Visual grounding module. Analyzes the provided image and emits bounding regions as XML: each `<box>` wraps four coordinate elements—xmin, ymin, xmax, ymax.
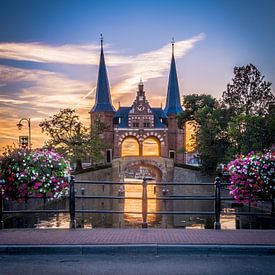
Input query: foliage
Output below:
<box><xmin>227</xmin><ymin>150</ymin><xmax>275</xmax><ymax>203</ymax></box>
<box><xmin>39</xmin><ymin>108</ymin><xmax>107</xmax><ymax>171</ymax></box>
<box><xmin>178</xmin><ymin>94</ymin><xmax>230</xmax><ymax>174</ymax></box>
<box><xmin>179</xmin><ymin>65</ymin><xmax>274</xmax><ymax>175</ymax></box>
<box><xmin>227</xmin><ymin>114</ymin><xmax>275</xmax><ymax>156</ymax></box>
<box><xmin>0</xmin><ymin>148</ymin><xmax>70</xmax><ymax>201</ymax></box>
<box><xmin>178</xmin><ymin>94</ymin><xmax>216</xmax><ymax>128</ymax></box>
<box><xmin>222</xmin><ymin>64</ymin><xmax>274</xmax><ymax>116</ymax></box>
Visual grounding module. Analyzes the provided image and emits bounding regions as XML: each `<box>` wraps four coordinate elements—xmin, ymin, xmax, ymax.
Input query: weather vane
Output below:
<box><xmin>100</xmin><ymin>33</ymin><xmax>103</xmax><ymax>48</ymax></box>
<box><xmin>171</xmin><ymin>37</ymin><xmax>175</xmax><ymax>55</ymax></box>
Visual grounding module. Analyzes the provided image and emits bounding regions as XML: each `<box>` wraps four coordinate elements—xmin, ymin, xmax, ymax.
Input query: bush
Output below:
<box><xmin>227</xmin><ymin>150</ymin><xmax>275</xmax><ymax>203</ymax></box>
<box><xmin>0</xmin><ymin>148</ymin><xmax>70</xmax><ymax>201</ymax></box>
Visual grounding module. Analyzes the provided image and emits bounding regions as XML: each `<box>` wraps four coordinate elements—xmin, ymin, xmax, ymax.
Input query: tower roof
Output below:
<box><xmin>164</xmin><ymin>39</ymin><xmax>184</xmax><ymax>116</ymax></box>
<box><xmin>91</xmin><ymin>35</ymin><xmax>115</xmax><ymax>113</ymax></box>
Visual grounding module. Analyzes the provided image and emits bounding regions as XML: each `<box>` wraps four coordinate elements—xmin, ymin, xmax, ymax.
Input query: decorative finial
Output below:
<box><xmin>100</xmin><ymin>33</ymin><xmax>103</xmax><ymax>50</ymax></box>
<box><xmin>139</xmin><ymin>78</ymin><xmax>143</xmax><ymax>85</ymax></box>
<box><xmin>171</xmin><ymin>37</ymin><xmax>175</xmax><ymax>55</ymax></box>
<box><xmin>118</xmin><ymin>101</ymin><xmax>120</xmax><ymax>108</ymax></box>
<box><xmin>161</xmin><ymin>102</ymin><xmax>163</xmax><ymax>108</ymax></box>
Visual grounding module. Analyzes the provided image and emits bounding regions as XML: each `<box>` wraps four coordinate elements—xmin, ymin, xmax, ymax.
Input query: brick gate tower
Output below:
<box><xmin>90</xmin><ymin>37</ymin><xmax>185</xmax><ymax>164</ymax></box>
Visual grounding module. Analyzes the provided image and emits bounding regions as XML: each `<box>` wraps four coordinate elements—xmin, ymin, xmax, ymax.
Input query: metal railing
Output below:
<box><xmin>0</xmin><ymin>177</ymin><xmax>274</xmax><ymax>229</ymax></box>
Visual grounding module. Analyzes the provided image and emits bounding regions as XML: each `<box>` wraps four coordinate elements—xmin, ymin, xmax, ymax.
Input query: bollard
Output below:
<box><xmin>162</xmin><ymin>186</ymin><xmax>169</xmax><ymax>211</ymax></box>
<box><xmin>118</xmin><ymin>185</ymin><xmax>125</xmax><ymax>204</ymax></box>
<box><xmin>214</xmin><ymin>177</ymin><xmax>221</xmax><ymax>230</ymax></box>
<box><xmin>162</xmin><ymin>186</ymin><xmax>169</xmax><ymax>228</ymax></box>
<box><xmin>142</xmin><ymin>178</ymin><xmax>148</xmax><ymax>228</ymax></box>
<box><xmin>69</xmin><ymin>176</ymin><xmax>76</xmax><ymax>229</ymax></box>
<box><xmin>0</xmin><ymin>186</ymin><xmax>3</xmax><ymax>229</ymax></box>
<box><xmin>272</xmin><ymin>179</ymin><xmax>275</xmax><ymax>216</ymax></box>
<box><xmin>81</xmin><ymin>187</ymin><xmax>85</xmax><ymax>227</ymax></box>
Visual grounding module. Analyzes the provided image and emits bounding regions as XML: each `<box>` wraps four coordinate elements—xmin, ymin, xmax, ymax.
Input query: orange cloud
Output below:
<box><xmin>0</xmin><ymin>34</ymin><xmax>205</xmax><ymax>153</ymax></box>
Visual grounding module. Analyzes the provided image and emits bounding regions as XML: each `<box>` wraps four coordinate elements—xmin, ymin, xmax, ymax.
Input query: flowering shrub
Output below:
<box><xmin>227</xmin><ymin>150</ymin><xmax>275</xmax><ymax>203</ymax></box>
<box><xmin>0</xmin><ymin>148</ymin><xmax>70</xmax><ymax>201</ymax></box>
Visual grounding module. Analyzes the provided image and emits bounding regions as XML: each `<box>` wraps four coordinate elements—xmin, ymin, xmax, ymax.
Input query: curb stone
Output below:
<box><xmin>0</xmin><ymin>244</ymin><xmax>275</xmax><ymax>255</ymax></box>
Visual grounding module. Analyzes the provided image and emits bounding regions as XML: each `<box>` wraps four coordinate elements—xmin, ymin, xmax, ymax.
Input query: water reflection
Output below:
<box><xmin>36</xmin><ymin>213</ymin><xmax>70</xmax><ymax>229</ymax></box>
<box><xmin>221</xmin><ymin>208</ymin><xmax>236</xmax><ymax>230</ymax></box>
<box><xmin>124</xmin><ymin>178</ymin><xmax>157</xmax><ymax>225</ymax></box>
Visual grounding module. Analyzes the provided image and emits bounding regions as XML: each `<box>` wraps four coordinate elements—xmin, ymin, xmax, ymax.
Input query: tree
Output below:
<box><xmin>222</xmin><ymin>64</ymin><xmax>274</xmax><ymax>116</ymax></box>
<box><xmin>178</xmin><ymin>94</ymin><xmax>230</xmax><ymax>174</ymax></box>
<box><xmin>227</xmin><ymin>114</ymin><xmax>275</xmax><ymax>156</ymax></box>
<box><xmin>39</xmin><ymin>109</ymin><xmax>106</xmax><ymax>171</ymax></box>
<box><xmin>178</xmin><ymin>94</ymin><xmax>216</xmax><ymax>128</ymax></box>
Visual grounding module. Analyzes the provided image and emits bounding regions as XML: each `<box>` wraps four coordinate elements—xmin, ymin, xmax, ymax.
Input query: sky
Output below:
<box><xmin>0</xmin><ymin>0</ymin><xmax>274</xmax><ymax>152</ymax></box>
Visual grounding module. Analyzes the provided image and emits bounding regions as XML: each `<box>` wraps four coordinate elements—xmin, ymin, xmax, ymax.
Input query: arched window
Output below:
<box><xmin>121</xmin><ymin>137</ymin><xmax>140</xmax><ymax>157</ymax></box>
<box><xmin>142</xmin><ymin>137</ymin><xmax>160</xmax><ymax>156</ymax></box>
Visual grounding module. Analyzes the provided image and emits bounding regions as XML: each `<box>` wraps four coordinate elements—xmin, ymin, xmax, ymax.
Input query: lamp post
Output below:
<box><xmin>17</xmin><ymin>118</ymin><xmax>31</xmax><ymax>150</ymax></box>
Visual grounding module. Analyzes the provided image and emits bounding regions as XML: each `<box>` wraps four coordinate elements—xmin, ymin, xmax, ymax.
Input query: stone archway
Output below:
<box><xmin>111</xmin><ymin>157</ymin><xmax>174</xmax><ymax>227</ymax></box>
<box><xmin>112</xmin><ymin>156</ymin><xmax>174</xmax><ymax>183</ymax></box>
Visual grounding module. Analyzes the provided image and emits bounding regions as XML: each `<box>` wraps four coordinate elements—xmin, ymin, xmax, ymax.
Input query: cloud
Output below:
<box><xmin>0</xmin><ymin>42</ymin><xmax>131</xmax><ymax>66</ymax></box>
<box><xmin>111</xmin><ymin>33</ymin><xmax>205</xmax><ymax>102</ymax></box>
<box><xmin>0</xmin><ymin>34</ymin><xmax>205</xmax><ymax>152</ymax></box>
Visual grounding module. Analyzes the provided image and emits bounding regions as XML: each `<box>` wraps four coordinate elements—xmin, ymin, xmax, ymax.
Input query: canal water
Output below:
<box><xmin>3</xmin><ymin>178</ymin><xmax>275</xmax><ymax>229</ymax></box>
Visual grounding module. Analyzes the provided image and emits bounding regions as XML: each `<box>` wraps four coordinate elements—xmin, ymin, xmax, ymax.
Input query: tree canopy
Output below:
<box><xmin>222</xmin><ymin>64</ymin><xmax>274</xmax><ymax>116</ymax></box>
<box><xmin>180</xmin><ymin>64</ymin><xmax>275</xmax><ymax>175</ymax></box>
<box><xmin>39</xmin><ymin>108</ymin><xmax>106</xmax><ymax>171</ymax></box>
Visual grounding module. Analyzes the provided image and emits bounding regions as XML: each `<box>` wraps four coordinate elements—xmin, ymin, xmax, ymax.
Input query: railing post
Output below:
<box><xmin>0</xmin><ymin>185</ymin><xmax>3</xmax><ymax>229</ymax></box>
<box><xmin>69</xmin><ymin>176</ymin><xmax>76</xmax><ymax>229</ymax></box>
<box><xmin>142</xmin><ymin>178</ymin><xmax>148</xmax><ymax>228</ymax></box>
<box><xmin>214</xmin><ymin>177</ymin><xmax>221</xmax><ymax>230</ymax></box>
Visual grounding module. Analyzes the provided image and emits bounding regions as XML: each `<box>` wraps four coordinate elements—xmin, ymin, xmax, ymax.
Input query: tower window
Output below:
<box><xmin>133</xmin><ymin>122</ymin><xmax>139</xmax><ymax>128</ymax></box>
<box><xmin>169</xmin><ymin>150</ymin><xmax>175</xmax><ymax>160</ymax></box>
<box><xmin>106</xmin><ymin>149</ymin><xmax>112</xmax><ymax>163</ymax></box>
<box><xmin>143</xmin><ymin>120</ymin><xmax>150</xmax><ymax>127</ymax></box>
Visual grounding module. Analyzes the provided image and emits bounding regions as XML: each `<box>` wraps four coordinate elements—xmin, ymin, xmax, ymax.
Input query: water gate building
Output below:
<box><xmin>90</xmin><ymin>37</ymin><xmax>186</xmax><ymax>164</ymax></box>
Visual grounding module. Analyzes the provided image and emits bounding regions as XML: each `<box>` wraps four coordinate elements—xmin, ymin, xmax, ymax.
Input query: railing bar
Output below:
<box><xmin>222</xmin><ymin>212</ymin><xmax>272</xmax><ymax>216</ymax></box>
<box><xmin>3</xmin><ymin>210</ymin><xmax>272</xmax><ymax>216</ymax></box>
<box><xmin>75</xmin><ymin>210</ymin><xmax>216</xmax><ymax>215</ymax></box>
<box><xmin>74</xmin><ymin>196</ymin><xmax>216</xmax><ymax>200</ymax></box>
<box><xmin>74</xmin><ymin>181</ymin><xmax>215</xmax><ymax>186</ymax></box>
<box><xmin>3</xmin><ymin>210</ymin><xmax>70</xmax><ymax>214</ymax></box>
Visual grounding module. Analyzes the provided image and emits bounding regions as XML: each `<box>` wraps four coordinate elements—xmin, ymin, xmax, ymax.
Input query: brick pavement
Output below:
<box><xmin>0</xmin><ymin>229</ymin><xmax>275</xmax><ymax>245</ymax></box>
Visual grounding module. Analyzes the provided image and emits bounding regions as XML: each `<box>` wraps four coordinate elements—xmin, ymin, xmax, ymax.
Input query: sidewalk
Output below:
<box><xmin>1</xmin><ymin>229</ymin><xmax>275</xmax><ymax>254</ymax></box>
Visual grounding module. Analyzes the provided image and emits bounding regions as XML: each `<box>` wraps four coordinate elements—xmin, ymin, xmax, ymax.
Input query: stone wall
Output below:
<box><xmin>172</xmin><ymin>167</ymin><xmax>215</xmax><ymax>228</ymax></box>
<box><xmin>74</xmin><ymin>167</ymin><xmax>116</xmax><ymax>228</ymax></box>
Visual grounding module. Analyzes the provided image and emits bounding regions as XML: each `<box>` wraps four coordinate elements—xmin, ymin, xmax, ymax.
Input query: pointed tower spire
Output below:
<box><xmin>91</xmin><ymin>34</ymin><xmax>115</xmax><ymax>112</ymax></box>
<box><xmin>164</xmin><ymin>38</ymin><xmax>183</xmax><ymax>115</ymax></box>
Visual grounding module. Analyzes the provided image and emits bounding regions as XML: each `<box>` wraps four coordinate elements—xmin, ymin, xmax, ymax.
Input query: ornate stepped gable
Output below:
<box><xmin>114</xmin><ymin>80</ymin><xmax>167</xmax><ymax>129</ymax></box>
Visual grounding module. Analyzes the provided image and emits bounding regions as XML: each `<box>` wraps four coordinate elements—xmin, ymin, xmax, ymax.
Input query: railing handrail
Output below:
<box><xmin>74</xmin><ymin>180</ymin><xmax>215</xmax><ymax>186</ymax></box>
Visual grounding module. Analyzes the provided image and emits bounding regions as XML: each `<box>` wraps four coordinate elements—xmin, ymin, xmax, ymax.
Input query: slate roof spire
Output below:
<box><xmin>164</xmin><ymin>38</ymin><xmax>183</xmax><ymax>116</ymax></box>
<box><xmin>91</xmin><ymin>34</ymin><xmax>115</xmax><ymax>112</ymax></box>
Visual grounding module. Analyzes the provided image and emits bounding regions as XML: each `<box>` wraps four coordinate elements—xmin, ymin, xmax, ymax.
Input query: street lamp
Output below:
<box><xmin>17</xmin><ymin>118</ymin><xmax>31</xmax><ymax>150</ymax></box>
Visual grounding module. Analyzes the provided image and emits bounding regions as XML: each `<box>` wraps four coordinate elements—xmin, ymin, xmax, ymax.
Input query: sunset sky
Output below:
<box><xmin>0</xmin><ymin>0</ymin><xmax>274</xmax><ymax>152</ymax></box>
